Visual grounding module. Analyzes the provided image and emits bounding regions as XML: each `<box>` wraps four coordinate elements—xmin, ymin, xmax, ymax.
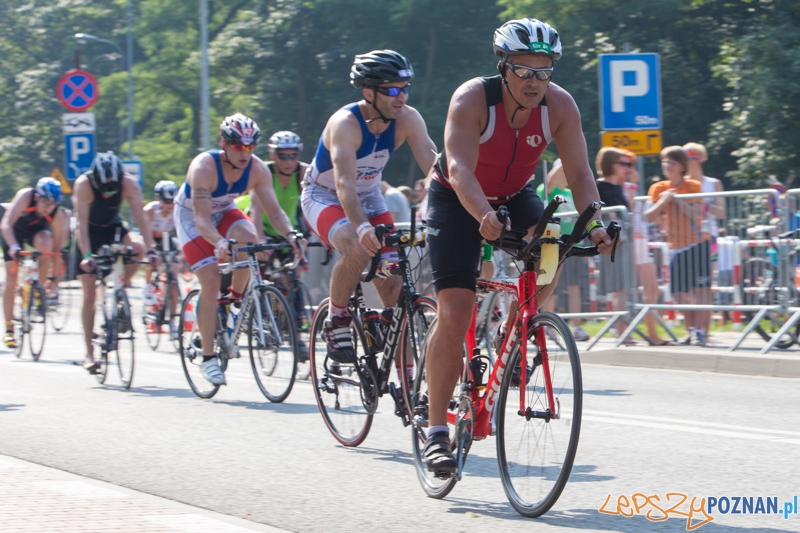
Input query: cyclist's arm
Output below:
<box><xmin>122</xmin><ymin>175</ymin><xmax>155</xmax><ymax>252</ymax></box>
<box><xmin>328</xmin><ymin>112</ymin><xmax>371</xmax><ymax>230</ymax></box>
<box><xmin>547</xmin><ymin>84</ymin><xmax>610</xmax><ymax>248</ymax></box>
<box><xmin>0</xmin><ymin>188</ymin><xmax>32</xmax><ymax>246</ymax></box>
<box><xmin>72</xmin><ymin>177</ymin><xmax>94</xmax><ymax>257</ymax></box>
<box><xmin>248</xmin><ymin>192</ymin><xmax>268</xmax><ymax>242</ymax></box>
<box><xmin>444</xmin><ymin>79</ymin><xmax>503</xmax><ymax>240</ymax></box>
<box><xmin>397</xmin><ymin>105</ymin><xmax>437</xmax><ymax>175</ymax></box>
<box><xmin>187</xmin><ymin>155</ymin><xmax>226</xmax><ymax>245</ymax></box>
<box><xmin>250</xmin><ymin>159</ymin><xmax>295</xmax><ymax>240</ymax></box>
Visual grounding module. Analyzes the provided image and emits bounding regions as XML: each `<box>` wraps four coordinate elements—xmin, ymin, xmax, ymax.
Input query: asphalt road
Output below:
<box><xmin>1</xmin><ymin>288</ymin><xmax>799</xmax><ymax>533</ymax></box>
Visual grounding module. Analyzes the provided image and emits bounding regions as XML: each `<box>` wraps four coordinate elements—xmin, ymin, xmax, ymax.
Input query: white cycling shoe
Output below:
<box><xmin>200</xmin><ymin>358</ymin><xmax>226</xmax><ymax>385</ymax></box>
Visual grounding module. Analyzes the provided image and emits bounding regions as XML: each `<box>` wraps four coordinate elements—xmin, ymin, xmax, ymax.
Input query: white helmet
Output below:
<box><xmin>493</xmin><ymin>19</ymin><xmax>562</xmax><ymax>61</ymax></box>
<box><xmin>268</xmin><ymin>131</ymin><xmax>303</xmax><ymax>153</ymax></box>
<box><xmin>154</xmin><ymin>180</ymin><xmax>177</xmax><ymax>202</ymax></box>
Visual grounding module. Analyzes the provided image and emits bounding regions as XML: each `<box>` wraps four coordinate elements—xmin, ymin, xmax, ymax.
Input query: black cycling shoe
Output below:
<box><xmin>423</xmin><ymin>431</ymin><xmax>456</xmax><ymax>475</ymax></box>
<box><xmin>323</xmin><ymin>317</ymin><xmax>357</xmax><ymax>364</ymax></box>
<box><xmin>296</xmin><ymin>339</ymin><xmax>309</xmax><ymax>363</ymax></box>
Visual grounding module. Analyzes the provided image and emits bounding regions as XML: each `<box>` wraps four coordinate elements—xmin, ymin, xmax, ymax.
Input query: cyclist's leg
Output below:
<box><xmin>79</xmin><ymin>270</ymin><xmax>98</xmax><ymax>368</ymax></box>
<box><xmin>120</xmin><ymin>227</ymin><xmax>143</xmax><ymax>287</ymax></box>
<box><xmin>2</xmin><ymin>245</ymin><xmax>18</xmax><ymax>347</ymax></box>
<box><xmin>31</xmin><ymin>229</ymin><xmax>54</xmax><ymax>286</ymax></box>
<box><xmin>215</xmin><ymin>207</ymin><xmax>256</xmax><ymax>298</ymax></box>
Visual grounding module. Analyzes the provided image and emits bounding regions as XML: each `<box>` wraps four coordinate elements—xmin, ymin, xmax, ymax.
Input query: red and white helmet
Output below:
<box><xmin>219</xmin><ymin>113</ymin><xmax>261</xmax><ymax>145</ymax></box>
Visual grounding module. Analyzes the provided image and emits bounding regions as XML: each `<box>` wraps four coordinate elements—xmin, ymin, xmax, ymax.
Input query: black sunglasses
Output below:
<box><xmin>376</xmin><ymin>84</ymin><xmax>410</xmax><ymax>97</ymax></box>
<box><xmin>507</xmin><ymin>64</ymin><xmax>554</xmax><ymax>81</ymax></box>
<box><xmin>616</xmin><ymin>161</ymin><xmax>633</xmax><ymax>168</ymax></box>
<box><xmin>277</xmin><ymin>153</ymin><xmax>299</xmax><ymax>161</ymax></box>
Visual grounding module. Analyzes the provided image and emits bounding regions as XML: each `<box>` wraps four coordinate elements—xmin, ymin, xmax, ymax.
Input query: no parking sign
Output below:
<box><xmin>56</xmin><ymin>70</ymin><xmax>99</xmax><ymax>112</ymax></box>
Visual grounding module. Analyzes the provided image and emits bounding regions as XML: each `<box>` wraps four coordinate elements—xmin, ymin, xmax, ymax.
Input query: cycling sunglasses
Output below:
<box><xmin>228</xmin><ymin>142</ymin><xmax>255</xmax><ymax>152</ymax></box>
<box><xmin>507</xmin><ymin>64</ymin><xmax>554</xmax><ymax>81</ymax></box>
<box><xmin>376</xmin><ymin>84</ymin><xmax>410</xmax><ymax>97</ymax></box>
<box><xmin>277</xmin><ymin>153</ymin><xmax>299</xmax><ymax>161</ymax></box>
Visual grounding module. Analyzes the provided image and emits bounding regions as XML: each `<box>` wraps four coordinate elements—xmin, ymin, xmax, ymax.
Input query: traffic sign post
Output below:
<box><xmin>56</xmin><ymin>70</ymin><xmax>99</xmax><ymax>112</ymax></box>
<box><xmin>598</xmin><ymin>54</ymin><xmax>662</xmax><ymax>131</ymax></box>
<box><xmin>122</xmin><ymin>160</ymin><xmax>144</xmax><ymax>189</ymax></box>
<box><xmin>62</xmin><ymin>113</ymin><xmax>96</xmax><ymax>133</ymax></box>
<box><xmin>64</xmin><ymin>133</ymin><xmax>96</xmax><ymax>180</ymax></box>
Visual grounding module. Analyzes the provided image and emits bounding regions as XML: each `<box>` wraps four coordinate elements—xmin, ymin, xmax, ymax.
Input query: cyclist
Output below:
<box><xmin>300</xmin><ymin>49</ymin><xmax>436</xmax><ymax>364</ymax></box>
<box><xmin>175</xmin><ymin>113</ymin><xmax>302</xmax><ymax>386</ymax></box>
<box><xmin>143</xmin><ymin>180</ymin><xmax>180</xmax><ymax>337</ymax></box>
<box><xmin>1</xmin><ymin>177</ymin><xmax>69</xmax><ymax>348</ymax></box>
<box><xmin>422</xmin><ymin>19</ymin><xmax>614</xmax><ymax>475</ymax></box>
<box><xmin>73</xmin><ymin>151</ymin><xmax>158</xmax><ymax>372</ymax></box>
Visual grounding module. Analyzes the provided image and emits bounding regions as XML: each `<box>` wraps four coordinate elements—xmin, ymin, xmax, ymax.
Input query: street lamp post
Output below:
<box><xmin>75</xmin><ymin>32</ymin><xmax>134</xmax><ymax>159</ymax></box>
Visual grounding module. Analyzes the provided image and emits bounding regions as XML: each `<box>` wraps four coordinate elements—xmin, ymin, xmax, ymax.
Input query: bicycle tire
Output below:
<box><xmin>167</xmin><ymin>278</ymin><xmax>182</xmax><ymax>352</ymax></box>
<box><xmin>13</xmin><ymin>287</ymin><xmax>26</xmax><ymax>358</ymax></box>
<box><xmin>308</xmin><ymin>299</ymin><xmax>374</xmax><ymax>446</ymax></box>
<box><xmin>410</xmin><ymin>316</ymin><xmax>464</xmax><ymax>499</ymax></box>
<box><xmin>94</xmin><ymin>306</ymin><xmax>109</xmax><ymax>385</ymax></box>
<box><xmin>249</xmin><ymin>285</ymin><xmax>298</xmax><ymax>403</ymax></box>
<box><xmin>143</xmin><ymin>280</ymin><xmax>161</xmax><ymax>351</ymax></box>
<box><xmin>289</xmin><ymin>279</ymin><xmax>314</xmax><ymax>380</ymax></box>
<box><xmin>27</xmin><ymin>281</ymin><xmax>47</xmax><ymax>361</ymax></box>
<box><xmin>739</xmin><ymin>258</ymin><xmax>799</xmax><ymax>349</ymax></box>
<box><xmin>114</xmin><ymin>289</ymin><xmax>135</xmax><ymax>389</ymax></box>
<box><xmin>398</xmin><ymin>296</ymin><xmax>438</xmax><ymax>420</ymax></box>
<box><xmin>178</xmin><ymin>288</ymin><xmax>222</xmax><ymax>398</ymax></box>
<box><xmin>496</xmin><ymin>311</ymin><xmax>582</xmax><ymax>518</ymax></box>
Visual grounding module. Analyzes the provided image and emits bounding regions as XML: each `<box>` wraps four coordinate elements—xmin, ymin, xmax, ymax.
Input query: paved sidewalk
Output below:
<box><xmin>0</xmin><ymin>455</ymin><xmax>288</xmax><ymax>533</ymax></box>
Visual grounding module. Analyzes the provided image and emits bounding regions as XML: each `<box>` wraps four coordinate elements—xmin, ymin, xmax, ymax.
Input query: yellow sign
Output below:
<box><xmin>601</xmin><ymin>129</ymin><xmax>662</xmax><ymax>155</ymax></box>
<box><xmin>51</xmin><ymin>167</ymin><xmax>72</xmax><ymax>194</ymax></box>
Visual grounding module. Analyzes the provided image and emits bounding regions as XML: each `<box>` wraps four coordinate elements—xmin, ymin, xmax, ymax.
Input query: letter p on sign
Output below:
<box><xmin>610</xmin><ymin>60</ymin><xmax>649</xmax><ymax>112</ymax></box>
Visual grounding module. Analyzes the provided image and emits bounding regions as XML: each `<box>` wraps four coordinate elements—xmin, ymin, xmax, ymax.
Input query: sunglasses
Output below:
<box><xmin>228</xmin><ymin>142</ymin><xmax>255</xmax><ymax>152</ymax></box>
<box><xmin>507</xmin><ymin>64</ymin><xmax>554</xmax><ymax>81</ymax></box>
<box><xmin>616</xmin><ymin>161</ymin><xmax>633</xmax><ymax>168</ymax></box>
<box><xmin>277</xmin><ymin>153</ymin><xmax>299</xmax><ymax>161</ymax></box>
<box><xmin>376</xmin><ymin>84</ymin><xmax>410</xmax><ymax>97</ymax></box>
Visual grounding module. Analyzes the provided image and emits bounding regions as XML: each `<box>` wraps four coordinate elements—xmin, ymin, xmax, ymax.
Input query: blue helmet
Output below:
<box><xmin>35</xmin><ymin>177</ymin><xmax>63</xmax><ymax>203</ymax></box>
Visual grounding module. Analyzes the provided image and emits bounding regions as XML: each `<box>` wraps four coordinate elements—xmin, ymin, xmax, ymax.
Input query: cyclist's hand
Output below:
<box><xmin>357</xmin><ymin>224</ymin><xmax>381</xmax><ymax>256</ymax></box>
<box><xmin>8</xmin><ymin>244</ymin><xmax>21</xmax><ymax>261</ymax></box>
<box><xmin>214</xmin><ymin>238</ymin><xmax>232</xmax><ymax>262</ymax></box>
<box><xmin>589</xmin><ymin>227</ymin><xmax>615</xmax><ymax>255</ymax></box>
<box><xmin>147</xmin><ymin>249</ymin><xmax>161</xmax><ymax>267</ymax></box>
<box><xmin>80</xmin><ymin>257</ymin><xmax>96</xmax><ymax>273</ymax></box>
<box><xmin>479</xmin><ymin>210</ymin><xmax>510</xmax><ymax>241</ymax></box>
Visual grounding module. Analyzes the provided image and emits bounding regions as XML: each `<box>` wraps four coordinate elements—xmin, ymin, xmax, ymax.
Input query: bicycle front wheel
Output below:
<box><xmin>249</xmin><ymin>285</ymin><xmax>298</xmax><ymax>403</ymax></box>
<box><xmin>114</xmin><ymin>289</ymin><xmax>135</xmax><ymax>389</ymax></box>
<box><xmin>309</xmin><ymin>299</ymin><xmax>373</xmax><ymax>446</ymax></box>
<box><xmin>399</xmin><ymin>296</ymin><xmax>438</xmax><ymax>420</ymax></box>
<box><xmin>496</xmin><ymin>311</ymin><xmax>582</xmax><ymax>518</ymax></box>
<box><xmin>143</xmin><ymin>281</ymin><xmax>161</xmax><ymax>351</ymax></box>
<box><xmin>179</xmin><ymin>289</ymin><xmax>222</xmax><ymax>399</ymax></box>
<box><xmin>27</xmin><ymin>281</ymin><xmax>47</xmax><ymax>361</ymax></box>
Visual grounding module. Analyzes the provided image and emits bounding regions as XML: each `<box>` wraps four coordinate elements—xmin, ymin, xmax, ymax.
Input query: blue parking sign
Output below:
<box><xmin>599</xmin><ymin>54</ymin><xmax>662</xmax><ymax>131</ymax></box>
<box><xmin>64</xmin><ymin>133</ymin><xmax>95</xmax><ymax>180</ymax></box>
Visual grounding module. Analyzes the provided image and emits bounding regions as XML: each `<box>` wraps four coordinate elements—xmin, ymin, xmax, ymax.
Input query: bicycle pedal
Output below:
<box><xmin>387</xmin><ymin>382</ymin><xmax>410</xmax><ymax>427</ymax></box>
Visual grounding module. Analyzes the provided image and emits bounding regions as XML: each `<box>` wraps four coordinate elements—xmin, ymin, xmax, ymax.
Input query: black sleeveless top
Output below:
<box><xmin>87</xmin><ymin>174</ymin><xmax>123</xmax><ymax>227</ymax></box>
<box><xmin>15</xmin><ymin>190</ymin><xmax>57</xmax><ymax>229</ymax></box>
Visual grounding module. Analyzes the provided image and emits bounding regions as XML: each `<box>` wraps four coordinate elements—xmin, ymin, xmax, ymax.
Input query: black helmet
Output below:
<box><xmin>89</xmin><ymin>151</ymin><xmax>124</xmax><ymax>194</ymax></box>
<box><xmin>350</xmin><ymin>50</ymin><xmax>414</xmax><ymax>88</ymax></box>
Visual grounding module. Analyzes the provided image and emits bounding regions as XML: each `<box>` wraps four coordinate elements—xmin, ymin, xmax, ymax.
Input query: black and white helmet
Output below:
<box><xmin>268</xmin><ymin>131</ymin><xmax>303</xmax><ymax>153</ymax></box>
<box><xmin>89</xmin><ymin>151</ymin><xmax>124</xmax><ymax>194</ymax></box>
<box><xmin>493</xmin><ymin>19</ymin><xmax>562</xmax><ymax>61</ymax></box>
<box><xmin>154</xmin><ymin>180</ymin><xmax>177</xmax><ymax>202</ymax></box>
<box><xmin>219</xmin><ymin>113</ymin><xmax>261</xmax><ymax>145</ymax></box>
<box><xmin>350</xmin><ymin>50</ymin><xmax>414</xmax><ymax>88</ymax></box>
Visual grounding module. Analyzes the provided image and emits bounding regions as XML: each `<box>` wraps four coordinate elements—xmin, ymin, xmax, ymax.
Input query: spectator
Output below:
<box><xmin>646</xmin><ymin>146</ymin><xmax>708</xmax><ymax>346</ymax></box>
<box><xmin>380</xmin><ymin>180</ymin><xmax>411</xmax><ymax>224</ymax></box>
<box><xmin>414</xmin><ymin>178</ymin><xmax>428</xmax><ymax>225</ymax></box>
<box><xmin>397</xmin><ymin>185</ymin><xmax>416</xmax><ymax>207</ymax></box>
<box><xmin>536</xmin><ymin>159</ymin><xmax>590</xmax><ymax>341</ymax></box>
<box><xmin>594</xmin><ymin>147</ymin><xmax>632</xmax><ymax>340</ymax></box>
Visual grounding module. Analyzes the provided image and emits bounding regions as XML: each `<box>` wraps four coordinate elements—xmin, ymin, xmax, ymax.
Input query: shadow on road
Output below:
<box><xmin>584</xmin><ymin>388</ymin><xmax>632</xmax><ymax>396</ymax></box>
<box><xmin>0</xmin><ymin>403</ymin><xmax>25</xmax><ymax>412</ymax></box>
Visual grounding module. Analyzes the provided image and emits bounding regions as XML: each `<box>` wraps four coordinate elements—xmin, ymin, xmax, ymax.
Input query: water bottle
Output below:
<box><xmin>227</xmin><ymin>300</ymin><xmax>241</xmax><ymax>336</ymax></box>
<box><xmin>362</xmin><ymin>309</ymin><xmax>382</xmax><ymax>354</ymax></box>
<box><xmin>537</xmin><ymin>218</ymin><xmax>561</xmax><ymax>286</ymax></box>
<box><xmin>379</xmin><ymin>307</ymin><xmax>394</xmax><ymax>346</ymax></box>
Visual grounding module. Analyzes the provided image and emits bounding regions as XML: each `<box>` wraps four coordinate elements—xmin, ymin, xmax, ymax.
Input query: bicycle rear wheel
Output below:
<box><xmin>308</xmin><ymin>299</ymin><xmax>374</xmax><ymax>446</ymax></box>
<box><xmin>399</xmin><ymin>296</ymin><xmax>438</xmax><ymax>420</ymax></box>
<box><xmin>167</xmin><ymin>279</ymin><xmax>182</xmax><ymax>352</ymax></box>
<box><xmin>93</xmin><ymin>306</ymin><xmax>109</xmax><ymax>385</ymax></box>
<box><xmin>496</xmin><ymin>311</ymin><xmax>582</xmax><ymax>518</ymax></box>
<box><xmin>114</xmin><ymin>289</ymin><xmax>135</xmax><ymax>389</ymax></box>
<box><xmin>249</xmin><ymin>285</ymin><xmax>298</xmax><ymax>403</ymax></box>
<box><xmin>290</xmin><ymin>279</ymin><xmax>314</xmax><ymax>380</ymax></box>
<box><xmin>179</xmin><ymin>289</ymin><xmax>227</xmax><ymax>398</ymax></box>
<box><xmin>27</xmin><ymin>281</ymin><xmax>47</xmax><ymax>361</ymax></box>
<box><xmin>410</xmin><ymin>317</ymin><xmax>463</xmax><ymax>499</ymax></box>
<box><xmin>143</xmin><ymin>280</ymin><xmax>162</xmax><ymax>351</ymax></box>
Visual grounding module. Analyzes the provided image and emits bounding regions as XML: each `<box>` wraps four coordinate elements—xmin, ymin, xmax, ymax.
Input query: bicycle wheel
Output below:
<box><xmin>249</xmin><ymin>285</ymin><xmax>298</xmax><ymax>403</ymax></box>
<box><xmin>399</xmin><ymin>296</ymin><xmax>438</xmax><ymax>418</ymax></box>
<box><xmin>290</xmin><ymin>279</ymin><xmax>314</xmax><ymax>380</ymax></box>
<box><xmin>27</xmin><ymin>281</ymin><xmax>47</xmax><ymax>361</ymax></box>
<box><xmin>48</xmin><ymin>279</ymin><xmax>72</xmax><ymax>332</ymax></box>
<box><xmin>496</xmin><ymin>311</ymin><xmax>582</xmax><ymax>518</ymax></box>
<box><xmin>179</xmin><ymin>289</ymin><xmax>222</xmax><ymax>398</ymax></box>
<box><xmin>167</xmin><ymin>279</ymin><xmax>182</xmax><ymax>352</ymax></box>
<box><xmin>94</xmin><ymin>306</ymin><xmax>109</xmax><ymax>385</ymax></box>
<box><xmin>308</xmin><ymin>299</ymin><xmax>374</xmax><ymax>446</ymax></box>
<box><xmin>13</xmin><ymin>290</ymin><xmax>26</xmax><ymax>359</ymax></box>
<box><xmin>143</xmin><ymin>280</ymin><xmax>161</xmax><ymax>351</ymax></box>
<box><xmin>740</xmin><ymin>259</ymin><xmax>798</xmax><ymax>348</ymax></box>
<box><xmin>112</xmin><ymin>289</ymin><xmax>135</xmax><ymax>389</ymax></box>
<box><xmin>410</xmin><ymin>316</ymin><xmax>464</xmax><ymax>499</ymax></box>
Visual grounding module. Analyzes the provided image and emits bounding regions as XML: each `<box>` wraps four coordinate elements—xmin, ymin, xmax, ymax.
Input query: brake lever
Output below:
<box><xmin>606</xmin><ymin>221</ymin><xmax>621</xmax><ymax>262</ymax></box>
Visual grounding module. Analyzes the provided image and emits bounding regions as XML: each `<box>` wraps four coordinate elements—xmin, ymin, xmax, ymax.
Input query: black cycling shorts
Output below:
<box><xmin>426</xmin><ymin>180</ymin><xmax>544</xmax><ymax>293</ymax></box>
<box><xmin>2</xmin><ymin>224</ymin><xmax>49</xmax><ymax>261</ymax></box>
<box><xmin>75</xmin><ymin>222</ymin><xmax>129</xmax><ymax>276</ymax></box>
